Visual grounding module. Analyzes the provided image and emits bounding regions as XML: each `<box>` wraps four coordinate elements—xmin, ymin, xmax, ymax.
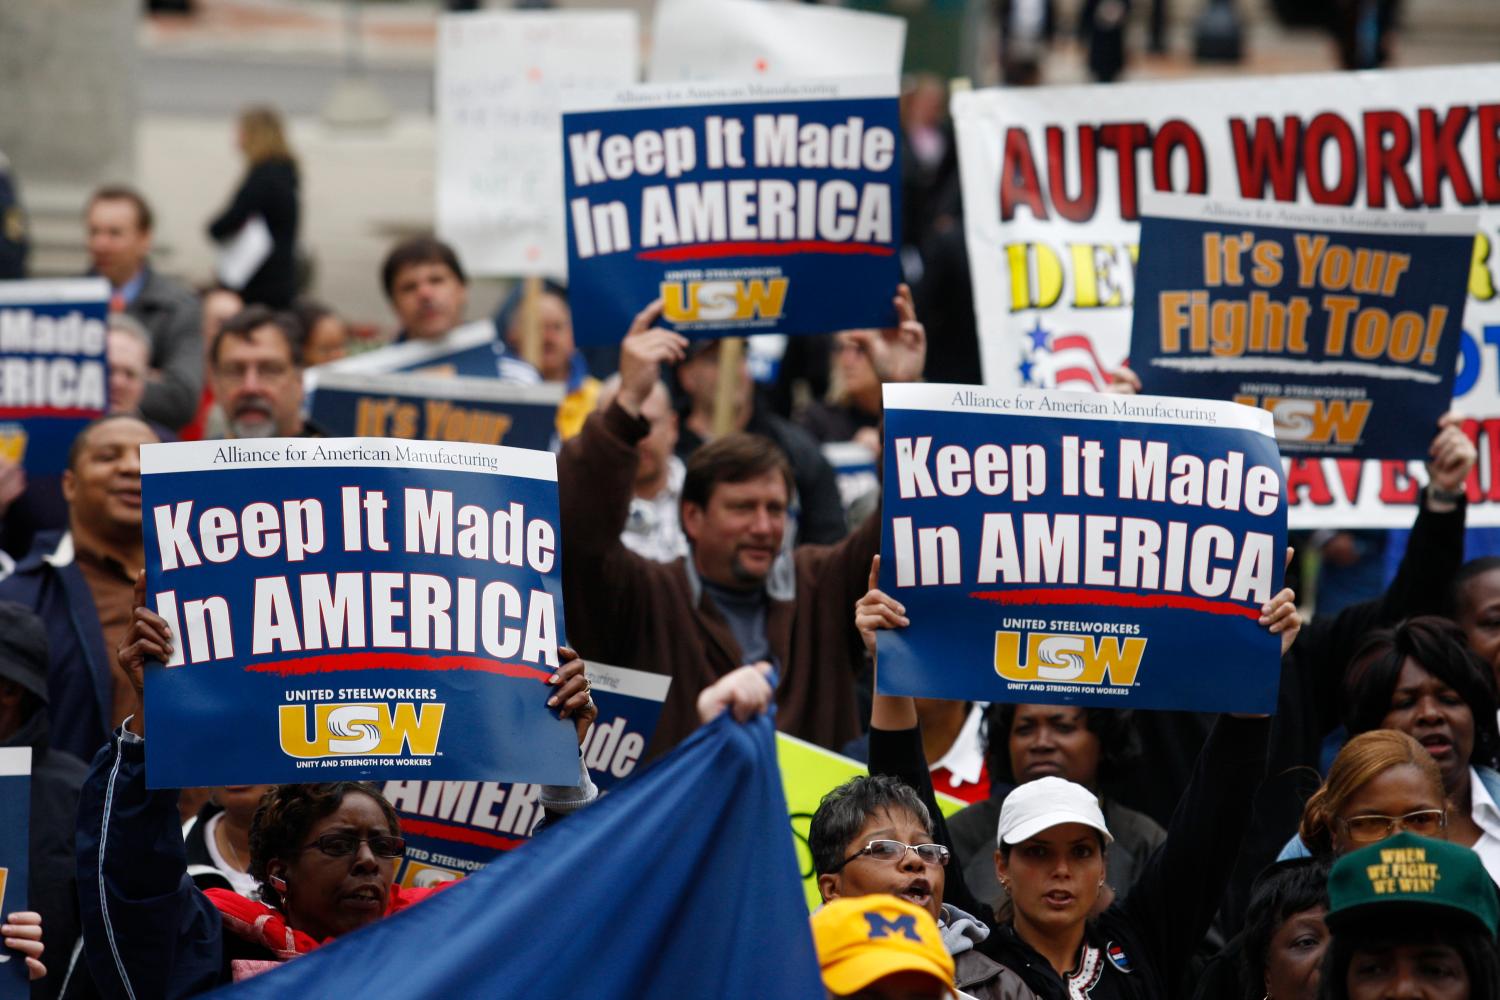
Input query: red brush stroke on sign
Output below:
<box><xmin>244</xmin><ymin>652</ymin><xmax>551</xmax><ymax>681</ymax></box>
<box><xmin>0</xmin><ymin>407</ymin><xmax>101</xmax><ymax>419</ymax></box>
<box><xmin>399</xmin><ymin>817</ymin><xmax>525</xmax><ymax>853</ymax></box>
<box><xmin>969</xmin><ymin>588</ymin><xmax>1260</xmax><ymax>620</ymax></box>
<box><xmin>1053</xmin><ymin>367</ymin><xmax>1103</xmax><ymax>389</ymax></box>
<box><xmin>636</xmin><ymin>240</ymin><xmax>895</xmax><ymax>262</ymax></box>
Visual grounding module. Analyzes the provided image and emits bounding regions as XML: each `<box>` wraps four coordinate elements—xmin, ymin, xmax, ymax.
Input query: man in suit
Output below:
<box><xmin>85</xmin><ymin>186</ymin><xmax>203</xmax><ymax>431</ymax></box>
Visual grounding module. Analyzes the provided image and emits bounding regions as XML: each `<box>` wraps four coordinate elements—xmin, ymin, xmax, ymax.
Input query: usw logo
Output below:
<box><xmin>279</xmin><ymin>703</ymin><xmax>446</xmax><ymax>759</ymax></box>
<box><xmin>1234</xmin><ymin>396</ymin><xmax>1371</xmax><ymax>445</ymax></box>
<box><xmin>994</xmin><ymin>632</ymin><xmax>1147</xmax><ymax>686</ymax></box>
<box><xmin>660</xmin><ymin>278</ymin><xmax>788</xmax><ymax>323</ymax></box>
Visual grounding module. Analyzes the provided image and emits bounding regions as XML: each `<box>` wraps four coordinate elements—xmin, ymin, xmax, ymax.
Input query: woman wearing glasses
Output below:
<box><xmin>1281</xmin><ymin>729</ymin><xmax>1450</xmax><ymax>863</ymax></box>
<box><xmin>74</xmin><ymin>577</ymin><xmax>599</xmax><ymax>996</ymax></box>
<box><xmin>808</xmin><ymin>773</ymin><xmax>1027</xmax><ymax>999</ymax></box>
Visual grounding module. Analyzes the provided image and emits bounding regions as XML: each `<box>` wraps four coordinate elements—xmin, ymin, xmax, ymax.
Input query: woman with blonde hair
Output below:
<box><xmin>1285</xmin><ymin>729</ymin><xmax>1449</xmax><ymax>860</ymax></box>
<box><xmin>208</xmin><ymin>105</ymin><xmax>300</xmax><ymax>308</ymax></box>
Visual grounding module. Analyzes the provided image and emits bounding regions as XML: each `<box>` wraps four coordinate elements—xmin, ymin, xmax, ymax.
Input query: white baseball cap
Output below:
<box><xmin>996</xmin><ymin>776</ymin><xmax>1114</xmax><ymax>846</ymax></box>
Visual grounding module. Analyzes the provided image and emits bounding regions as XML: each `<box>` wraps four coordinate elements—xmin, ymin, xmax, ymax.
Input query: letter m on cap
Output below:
<box><xmin>865</xmin><ymin>912</ymin><xmax>921</xmax><ymax>942</ymax></box>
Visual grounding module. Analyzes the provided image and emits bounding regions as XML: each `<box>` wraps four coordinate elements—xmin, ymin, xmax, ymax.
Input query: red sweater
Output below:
<box><xmin>206</xmin><ymin>880</ymin><xmax>452</xmax><ymax>980</ymax></box>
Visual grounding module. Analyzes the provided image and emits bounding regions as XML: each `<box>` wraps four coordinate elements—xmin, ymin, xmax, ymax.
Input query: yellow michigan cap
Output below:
<box><xmin>810</xmin><ymin>895</ymin><xmax>956</xmax><ymax>997</ymax></box>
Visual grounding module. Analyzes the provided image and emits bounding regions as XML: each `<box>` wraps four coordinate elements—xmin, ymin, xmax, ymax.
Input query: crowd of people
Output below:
<box><xmin>0</xmin><ymin>76</ymin><xmax>1493</xmax><ymax>1000</ymax></box>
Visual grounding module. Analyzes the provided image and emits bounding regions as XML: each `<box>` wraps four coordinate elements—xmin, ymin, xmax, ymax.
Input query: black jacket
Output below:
<box><xmin>1103</xmin><ymin>491</ymin><xmax>1466</xmax><ymax>941</ymax></box>
<box><xmin>870</xmin><ymin>716</ymin><xmax>1271</xmax><ymax>1000</ymax></box>
<box><xmin>1116</xmin><ymin>490</ymin><xmax>1465</xmax><ymax>827</ymax></box>
<box><xmin>181</xmin><ymin>802</ymin><xmax>236</xmax><ymax>895</ymax></box>
<box><xmin>208</xmin><ymin>158</ymin><xmax>299</xmax><ymax>309</ymax></box>
<box><xmin>5</xmin><ymin>710</ymin><xmax>88</xmax><ymax>1000</ymax></box>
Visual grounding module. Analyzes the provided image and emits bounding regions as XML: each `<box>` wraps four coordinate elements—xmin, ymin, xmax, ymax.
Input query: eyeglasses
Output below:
<box><xmin>216</xmin><ymin>360</ymin><xmax>293</xmax><ymax>384</ymax></box>
<box><xmin>298</xmin><ymin>833</ymin><xmax>406</xmax><ymax>858</ymax></box>
<box><xmin>1337</xmin><ymin>809</ymin><xmax>1447</xmax><ymax>844</ymax></box>
<box><xmin>831</xmin><ymin>840</ymin><xmax>951</xmax><ymax>873</ymax></box>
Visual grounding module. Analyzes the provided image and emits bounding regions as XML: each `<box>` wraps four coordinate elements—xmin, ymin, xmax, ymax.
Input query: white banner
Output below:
<box><xmin>436</xmin><ymin>11</ymin><xmax>639</xmax><ymax>277</ymax></box>
<box><xmin>648</xmin><ymin>0</ymin><xmax>904</xmax><ymax>82</ymax></box>
<box><xmin>954</xmin><ymin>64</ymin><xmax>1500</xmax><ymax>528</ymax></box>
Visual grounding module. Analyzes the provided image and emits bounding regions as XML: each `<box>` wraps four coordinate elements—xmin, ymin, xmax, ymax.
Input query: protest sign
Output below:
<box><xmin>0</xmin><ymin>747</ymin><xmax>29</xmax><ymax>1000</ymax></box>
<box><xmin>649</xmin><ymin>0</ymin><xmax>905</xmax><ymax>82</ymax></box>
<box><xmin>437</xmin><ymin>10</ymin><xmax>639</xmax><ymax>277</ymax></box>
<box><xmin>777</xmin><ymin>733</ymin><xmax>963</xmax><ymax>912</ymax></box>
<box><xmin>381</xmin><ymin>663</ymin><xmax>670</xmax><ymax>887</ymax></box>
<box><xmin>210</xmin><ymin>716</ymin><xmax>824</xmax><ymax>1000</ymax></box>
<box><xmin>876</xmin><ymin>384</ymin><xmax>1287</xmax><ymax>714</ymax></box>
<box><xmin>562</xmin><ymin>78</ymin><xmax>902</xmax><ymax>344</ymax></box>
<box><xmin>313</xmin><ymin>320</ymin><xmax>528</xmax><ymax>381</ymax></box>
<box><xmin>0</xmin><ymin>279</ymin><xmax>108</xmax><ymax>474</ymax></box>
<box><xmin>140</xmin><ymin>439</ymin><xmax>578</xmax><ymax>788</ymax></box>
<box><xmin>822</xmin><ymin>440</ymin><xmax>879</xmax><ymax>516</ymax></box>
<box><xmin>952</xmin><ymin>63</ymin><xmax>1500</xmax><ymax>526</ymax></box>
<box><xmin>308</xmin><ymin>372</ymin><xmax>562</xmax><ymax>453</ymax></box>
<box><xmin>1130</xmin><ymin>195</ymin><xmax>1474</xmax><ymax>460</ymax></box>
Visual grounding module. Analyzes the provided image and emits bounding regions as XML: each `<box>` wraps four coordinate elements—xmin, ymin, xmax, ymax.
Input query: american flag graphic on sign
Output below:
<box><xmin>1017</xmin><ymin>316</ymin><xmax>1115</xmax><ymax>390</ymax></box>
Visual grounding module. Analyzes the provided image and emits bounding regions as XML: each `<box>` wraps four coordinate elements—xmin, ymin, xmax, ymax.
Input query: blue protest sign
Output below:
<box><xmin>308</xmin><ymin>372</ymin><xmax>562</xmax><ymax>452</ymax></box>
<box><xmin>0</xmin><ymin>279</ymin><xmax>109</xmax><ymax>474</ymax></box>
<box><xmin>316</xmin><ymin>320</ymin><xmax>527</xmax><ymax>379</ymax></box>
<box><xmin>822</xmin><ymin>440</ymin><xmax>879</xmax><ymax>517</ymax></box>
<box><xmin>877</xmin><ymin>384</ymin><xmax>1288</xmax><ymax>714</ymax></box>
<box><xmin>380</xmin><ymin>663</ymin><xmax>670</xmax><ymax>887</ymax></box>
<box><xmin>0</xmin><ymin>747</ymin><xmax>30</xmax><ymax>1000</ymax></box>
<box><xmin>1130</xmin><ymin>194</ymin><xmax>1475</xmax><ymax>460</ymax></box>
<box><xmin>205</xmin><ymin>715</ymin><xmax>824</xmax><ymax>1000</ymax></box>
<box><xmin>141</xmin><ymin>439</ymin><xmax>579</xmax><ymax>788</ymax></box>
<box><xmin>562</xmin><ymin>78</ymin><xmax>902</xmax><ymax>344</ymax></box>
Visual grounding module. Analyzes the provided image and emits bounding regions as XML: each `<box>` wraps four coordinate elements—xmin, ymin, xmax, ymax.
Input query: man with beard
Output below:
<box><xmin>209</xmin><ymin>305</ymin><xmax>316</xmax><ymax>438</ymax></box>
<box><xmin>0</xmin><ymin>415</ymin><xmax>159</xmax><ymax>761</ymax></box>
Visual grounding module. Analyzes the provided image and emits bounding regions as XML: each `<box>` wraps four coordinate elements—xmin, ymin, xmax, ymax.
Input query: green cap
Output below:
<box><xmin>1327</xmin><ymin>832</ymin><xmax>1499</xmax><ymax>938</ymax></box>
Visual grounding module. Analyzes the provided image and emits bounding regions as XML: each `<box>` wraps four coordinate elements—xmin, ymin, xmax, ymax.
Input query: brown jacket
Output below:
<box><xmin>559</xmin><ymin>402</ymin><xmax>880</xmax><ymax>757</ymax></box>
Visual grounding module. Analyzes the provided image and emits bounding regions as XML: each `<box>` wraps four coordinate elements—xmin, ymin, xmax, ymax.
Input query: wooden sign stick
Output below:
<box><xmin>712</xmin><ymin>337</ymin><xmax>744</xmax><ymax>437</ymax></box>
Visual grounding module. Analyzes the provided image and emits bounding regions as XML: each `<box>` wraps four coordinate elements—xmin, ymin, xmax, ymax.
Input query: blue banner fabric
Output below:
<box><xmin>0</xmin><ymin>748</ymin><xmax>30</xmax><ymax>1000</ymax></box>
<box><xmin>308</xmin><ymin>373</ymin><xmax>562</xmax><ymax>453</ymax></box>
<box><xmin>877</xmin><ymin>384</ymin><xmax>1288</xmax><ymax>714</ymax></box>
<box><xmin>562</xmin><ymin>78</ymin><xmax>902</xmax><ymax>344</ymax></box>
<box><xmin>206</xmin><ymin>715</ymin><xmax>824</xmax><ymax>1000</ymax></box>
<box><xmin>140</xmin><ymin>438</ymin><xmax>579</xmax><ymax>788</ymax></box>
<box><xmin>380</xmin><ymin>663</ymin><xmax>670</xmax><ymax>886</ymax></box>
<box><xmin>1130</xmin><ymin>194</ymin><xmax>1475</xmax><ymax>461</ymax></box>
<box><xmin>0</xmin><ymin>279</ymin><xmax>109</xmax><ymax>475</ymax></box>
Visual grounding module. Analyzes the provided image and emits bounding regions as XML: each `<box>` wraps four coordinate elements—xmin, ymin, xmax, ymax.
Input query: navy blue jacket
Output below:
<box><xmin>0</xmin><ymin>532</ymin><xmax>114</xmax><ymax>762</ymax></box>
<box><xmin>76</xmin><ymin>729</ymin><xmax>229</xmax><ymax>1000</ymax></box>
